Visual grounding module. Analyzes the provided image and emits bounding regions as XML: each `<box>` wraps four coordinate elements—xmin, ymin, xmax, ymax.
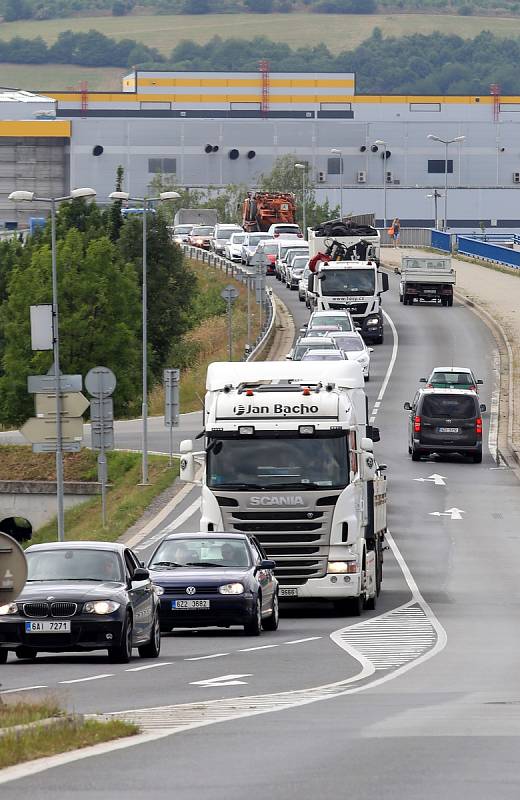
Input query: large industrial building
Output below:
<box><xmin>2</xmin><ymin>71</ymin><xmax>520</xmax><ymax>228</ymax></box>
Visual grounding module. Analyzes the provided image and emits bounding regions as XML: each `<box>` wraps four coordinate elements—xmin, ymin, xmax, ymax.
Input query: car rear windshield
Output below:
<box><xmin>274</xmin><ymin>226</ymin><xmax>299</xmax><ymax>233</ymax></box>
<box><xmin>216</xmin><ymin>229</ymin><xmax>240</xmax><ymax>240</ymax></box>
<box><xmin>192</xmin><ymin>227</ymin><xmax>213</xmax><ymax>235</ymax></box>
<box><xmin>430</xmin><ymin>372</ymin><xmax>474</xmax><ymax>387</ymax></box>
<box><xmin>334</xmin><ymin>336</ymin><xmax>364</xmax><ymax>351</ymax></box>
<box><xmin>310</xmin><ymin>315</ymin><xmax>352</xmax><ymax>331</ymax></box>
<box><xmin>421</xmin><ymin>395</ymin><xmax>477</xmax><ymax>419</ymax></box>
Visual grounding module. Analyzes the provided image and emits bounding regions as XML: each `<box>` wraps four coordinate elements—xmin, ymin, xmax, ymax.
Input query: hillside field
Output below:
<box><xmin>2</xmin><ymin>12</ymin><xmax>520</xmax><ymax>57</ymax></box>
<box><xmin>0</xmin><ymin>64</ymin><xmax>124</xmax><ymax>91</ymax></box>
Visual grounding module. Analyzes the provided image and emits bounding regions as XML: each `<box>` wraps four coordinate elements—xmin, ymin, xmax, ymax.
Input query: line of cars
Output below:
<box><xmin>170</xmin><ymin>222</ymin><xmax>303</xmax><ymax>264</ymax></box>
<box><xmin>0</xmin><ymin>532</ymin><xmax>279</xmax><ymax>663</ymax></box>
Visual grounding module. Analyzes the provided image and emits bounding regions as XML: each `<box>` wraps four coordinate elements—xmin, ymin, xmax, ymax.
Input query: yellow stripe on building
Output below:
<box><xmin>0</xmin><ymin>120</ymin><xmax>71</xmax><ymax>137</ymax></box>
<box><xmin>137</xmin><ymin>77</ymin><xmax>355</xmax><ymax>89</ymax></box>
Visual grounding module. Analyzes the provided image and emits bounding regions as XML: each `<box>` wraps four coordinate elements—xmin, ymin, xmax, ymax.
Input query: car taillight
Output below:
<box><xmin>414</xmin><ymin>415</ymin><xmax>421</xmax><ymax>432</ymax></box>
<box><xmin>268</xmin><ymin>255</ymin><xmax>275</xmax><ymax>263</ymax></box>
<box><xmin>297</xmin><ymin>233</ymin><xmax>303</xmax><ymax>238</ymax></box>
<box><xmin>476</xmin><ymin>417</ymin><xmax>482</xmax><ymax>435</ymax></box>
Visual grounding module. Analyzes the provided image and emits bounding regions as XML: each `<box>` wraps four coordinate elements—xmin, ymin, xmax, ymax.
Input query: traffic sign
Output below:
<box><xmin>32</xmin><ymin>442</ymin><xmax>81</xmax><ymax>454</ymax></box>
<box><xmin>90</xmin><ymin>397</ymin><xmax>114</xmax><ymax>422</ymax></box>
<box><xmin>164</xmin><ymin>368</ymin><xmax>180</xmax><ymax>428</ymax></box>
<box><xmin>0</xmin><ymin>532</ymin><xmax>28</xmax><ymax>602</ymax></box>
<box><xmin>21</xmin><ymin>416</ymin><xmax>84</xmax><ymax>445</ymax></box>
<box><xmin>28</xmin><ymin>374</ymin><xmax>82</xmax><ymax>394</ymax></box>
<box><xmin>85</xmin><ymin>367</ymin><xmax>116</xmax><ymax>398</ymax></box>
<box><xmin>221</xmin><ymin>285</ymin><xmax>239</xmax><ymax>302</ymax></box>
<box><xmin>35</xmin><ymin>392</ymin><xmax>90</xmax><ymax>419</ymax></box>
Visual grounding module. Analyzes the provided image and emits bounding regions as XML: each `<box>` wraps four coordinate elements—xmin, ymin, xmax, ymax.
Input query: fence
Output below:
<box><xmin>378</xmin><ymin>227</ymin><xmax>433</xmax><ymax>248</ymax></box>
<box><xmin>456</xmin><ymin>236</ymin><xmax>520</xmax><ymax>270</ymax></box>
<box><xmin>181</xmin><ymin>244</ymin><xmax>276</xmax><ymax>360</ymax></box>
<box><xmin>431</xmin><ymin>229</ymin><xmax>452</xmax><ymax>253</ymax></box>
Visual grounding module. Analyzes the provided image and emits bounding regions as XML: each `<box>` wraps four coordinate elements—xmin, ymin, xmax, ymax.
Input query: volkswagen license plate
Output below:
<box><xmin>171</xmin><ymin>600</ymin><xmax>210</xmax><ymax>609</ymax></box>
<box><xmin>280</xmin><ymin>588</ymin><xmax>298</xmax><ymax>597</ymax></box>
<box><xmin>25</xmin><ymin>621</ymin><xmax>71</xmax><ymax>633</ymax></box>
<box><xmin>438</xmin><ymin>427</ymin><xmax>459</xmax><ymax>433</ymax></box>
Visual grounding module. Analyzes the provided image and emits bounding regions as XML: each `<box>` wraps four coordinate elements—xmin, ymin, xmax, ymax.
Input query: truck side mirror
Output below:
<box><xmin>180</xmin><ymin>439</ymin><xmax>193</xmax><ymax>454</ymax></box>
<box><xmin>381</xmin><ymin>273</ymin><xmax>389</xmax><ymax>292</ymax></box>
<box><xmin>360</xmin><ymin>436</ymin><xmax>373</xmax><ymax>452</ymax></box>
<box><xmin>360</xmin><ymin>450</ymin><xmax>377</xmax><ymax>482</ymax></box>
<box><xmin>371</xmin><ymin>427</ymin><xmax>380</xmax><ymax>443</ymax></box>
<box><xmin>180</xmin><ymin>452</ymin><xmax>195</xmax><ymax>483</ymax></box>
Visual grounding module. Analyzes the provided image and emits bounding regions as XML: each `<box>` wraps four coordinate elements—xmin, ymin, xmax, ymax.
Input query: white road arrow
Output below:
<box><xmin>190</xmin><ymin>674</ymin><xmax>252</xmax><ymax>687</ymax></box>
<box><xmin>429</xmin><ymin>508</ymin><xmax>464</xmax><ymax>520</ymax></box>
<box><xmin>414</xmin><ymin>474</ymin><xmax>446</xmax><ymax>486</ymax></box>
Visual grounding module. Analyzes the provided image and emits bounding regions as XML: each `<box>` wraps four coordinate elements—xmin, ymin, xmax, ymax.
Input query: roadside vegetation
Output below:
<box><xmin>0</xmin><ymin>698</ymin><xmax>137</xmax><ymax>769</ymax></box>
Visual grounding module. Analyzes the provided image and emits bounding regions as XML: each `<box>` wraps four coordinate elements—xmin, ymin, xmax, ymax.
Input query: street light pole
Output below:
<box><xmin>330</xmin><ymin>149</ymin><xmax>343</xmax><ymax>220</ymax></box>
<box><xmin>294</xmin><ymin>163</ymin><xmax>307</xmax><ymax>238</ymax></box>
<box><xmin>8</xmin><ymin>187</ymin><xmax>97</xmax><ymax>541</ymax></box>
<box><xmin>427</xmin><ymin>134</ymin><xmax>466</xmax><ymax>231</ymax></box>
<box><xmin>109</xmin><ymin>190</ymin><xmax>180</xmax><ymax>485</ymax></box>
<box><xmin>374</xmin><ymin>140</ymin><xmax>388</xmax><ymax>229</ymax></box>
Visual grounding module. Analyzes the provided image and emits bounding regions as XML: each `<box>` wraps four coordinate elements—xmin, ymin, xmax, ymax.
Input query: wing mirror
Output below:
<box><xmin>180</xmin><ymin>439</ymin><xmax>193</xmax><ymax>454</ymax></box>
<box><xmin>179</xmin><ymin>439</ymin><xmax>196</xmax><ymax>482</ymax></box>
<box><xmin>480</xmin><ymin>404</ymin><xmax>487</xmax><ymax>413</ymax></box>
<box><xmin>260</xmin><ymin>559</ymin><xmax>276</xmax><ymax>570</ymax></box>
<box><xmin>360</xmin><ymin>436</ymin><xmax>373</xmax><ymax>452</ymax></box>
<box><xmin>381</xmin><ymin>273</ymin><xmax>389</xmax><ymax>292</ymax></box>
<box><xmin>404</xmin><ymin>401</ymin><xmax>412</xmax><ymax>410</ymax></box>
<box><xmin>477</xmin><ymin>379</ymin><xmax>483</xmax><ymax>385</ymax></box>
<box><xmin>419</xmin><ymin>377</ymin><xmax>427</xmax><ymax>383</ymax></box>
<box><xmin>133</xmin><ymin>567</ymin><xmax>150</xmax><ymax>582</ymax></box>
<box><xmin>369</xmin><ymin>347</ymin><xmax>374</xmax><ymax>353</ymax></box>
<box><xmin>370</xmin><ymin>426</ymin><xmax>380</xmax><ymax>443</ymax></box>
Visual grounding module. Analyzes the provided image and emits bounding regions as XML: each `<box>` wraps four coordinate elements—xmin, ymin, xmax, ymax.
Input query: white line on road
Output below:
<box><xmin>59</xmin><ymin>674</ymin><xmax>114</xmax><ymax>685</ymax></box>
<box><xmin>238</xmin><ymin>644</ymin><xmax>279</xmax><ymax>652</ymax></box>
<box><xmin>185</xmin><ymin>653</ymin><xmax>229</xmax><ymax>661</ymax></box>
<box><xmin>0</xmin><ymin>685</ymin><xmax>48</xmax><ymax>695</ymax></box>
<box><xmin>190</xmin><ymin>674</ymin><xmax>252</xmax><ymax>687</ymax></box>
<box><xmin>283</xmin><ymin>637</ymin><xmax>323</xmax><ymax>645</ymax></box>
<box><xmin>125</xmin><ymin>662</ymin><xmax>174</xmax><ymax>673</ymax></box>
<box><xmin>135</xmin><ymin>497</ymin><xmax>201</xmax><ymax>552</ymax></box>
<box><xmin>369</xmin><ymin>309</ymin><xmax>398</xmax><ymax>424</ymax></box>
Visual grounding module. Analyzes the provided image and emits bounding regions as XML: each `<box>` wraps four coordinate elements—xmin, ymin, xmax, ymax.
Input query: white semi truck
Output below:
<box><xmin>179</xmin><ymin>361</ymin><xmax>387</xmax><ymax>615</ymax></box>
<box><xmin>306</xmin><ymin>234</ymin><xmax>389</xmax><ymax>344</ymax></box>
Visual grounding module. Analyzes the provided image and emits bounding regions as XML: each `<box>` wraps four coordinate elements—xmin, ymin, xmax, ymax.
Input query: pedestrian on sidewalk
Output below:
<box><xmin>391</xmin><ymin>217</ymin><xmax>401</xmax><ymax>248</ymax></box>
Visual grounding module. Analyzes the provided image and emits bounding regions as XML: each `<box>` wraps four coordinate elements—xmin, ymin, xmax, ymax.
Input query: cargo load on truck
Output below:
<box><xmin>398</xmin><ymin>255</ymin><xmax>455</xmax><ymax>306</ymax></box>
<box><xmin>174</xmin><ymin>208</ymin><xmax>218</xmax><ymax>227</ymax></box>
<box><xmin>242</xmin><ymin>192</ymin><xmax>296</xmax><ymax>233</ymax></box>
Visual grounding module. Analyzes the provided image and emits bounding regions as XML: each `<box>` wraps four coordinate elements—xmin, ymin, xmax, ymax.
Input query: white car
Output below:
<box><xmin>286</xmin><ymin>336</ymin><xmax>338</xmax><ymax>361</ymax></box>
<box><xmin>299</xmin><ymin>265</ymin><xmax>312</xmax><ymax>302</ymax></box>
<box><xmin>225</xmin><ymin>232</ymin><xmax>247</xmax><ymax>261</ymax></box>
<box><xmin>329</xmin><ymin>331</ymin><xmax>373</xmax><ymax>381</ymax></box>
<box><xmin>241</xmin><ymin>232</ymin><xmax>273</xmax><ymax>265</ymax></box>
<box><xmin>286</xmin><ymin>255</ymin><xmax>309</xmax><ymax>289</ymax></box>
<box><xmin>305</xmin><ymin>309</ymin><xmax>354</xmax><ymax>334</ymax></box>
<box><xmin>301</xmin><ymin>349</ymin><xmax>346</xmax><ymax>362</ymax></box>
<box><xmin>213</xmin><ymin>224</ymin><xmax>243</xmax><ymax>255</ymax></box>
<box><xmin>170</xmin><ymin>224</ymin><xmax>193</xmax><ymax>244</ymax></box>
<box><xmin>275</xmin><ymin>239</ymin><xmax>310</xmax><ymax>280</ymax></box>
<box><xmin>420</xmin><ymin>366</ymin><xmax>483</xmax><ymax>393</ymax></box>
<box><xmin>267</xmin><ymin>223</ymin><xmax>302</xmax><ymax>238</ymax></box>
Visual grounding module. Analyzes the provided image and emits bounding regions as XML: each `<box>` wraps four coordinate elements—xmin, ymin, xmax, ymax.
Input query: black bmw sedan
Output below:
<box><xmin>148</xmin><ymin>532</ymin><xmax>279</xmax><ymax>636</ymax></box>
<box><xmin>0</xmin><ymin>541</ymin><xmax>161</xmax><ymax>663</ymax></box>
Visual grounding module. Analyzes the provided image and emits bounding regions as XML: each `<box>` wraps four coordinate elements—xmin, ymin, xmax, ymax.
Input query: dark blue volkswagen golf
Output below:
<box><xmin>148</xmin><ymin>532</ymin><xmax>278</xmax><ymax>636</ymax></box>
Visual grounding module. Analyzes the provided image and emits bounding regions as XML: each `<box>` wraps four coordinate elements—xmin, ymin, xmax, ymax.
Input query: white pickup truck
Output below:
<box><xmin>398</xmin><ymin>256</ymin><xmax>456</xmax><ymax>307</ymax></box>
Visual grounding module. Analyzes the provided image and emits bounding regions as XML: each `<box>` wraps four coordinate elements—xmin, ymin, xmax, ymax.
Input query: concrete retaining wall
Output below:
<box><xmin>0</xmin><ymin>481</ymin><xmax>101</xmax><ymax>531</ymax></box>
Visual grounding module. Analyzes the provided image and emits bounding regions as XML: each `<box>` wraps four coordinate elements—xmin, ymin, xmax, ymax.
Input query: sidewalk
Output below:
<box><xmin>382</xmin><ymin>246</ymin><xmax>520</xmax><ymax>461</ymax></box>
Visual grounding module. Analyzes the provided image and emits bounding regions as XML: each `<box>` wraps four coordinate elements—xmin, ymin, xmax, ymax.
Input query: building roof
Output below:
<box><xmin>0</xmin><ymin>90</ymin><xmax>54</xmax><ymax>104</ymax></box>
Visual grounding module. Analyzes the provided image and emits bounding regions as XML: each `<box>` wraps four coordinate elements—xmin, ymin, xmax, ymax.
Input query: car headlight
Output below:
<box><xmin>357</xmin><ymin>355</ymin><xmax>369</xmax><ymax>364</ymax></box>
<box><xmin>0</xmin><ymin>602</ymin><xmax>18</xmax><ymax>615</ymax></box>
<box><xmin>83</xmin><ymin>600</ymin><xmax>121</xmax><ymax>615</ymax></box>
<box><xmin>366</xmin><ymin>316</ymin><xmax>379</xmax><ymax>326</ymax></box>
<box><xmin>327</xmin><ymin>561</ymin><xmax>358</xmax><ymax>574</ymax></box>
<box><xmin>153</xmin><ymin>584</ymin><xmax>165</xmax><ymax>596</ymax></box>
<box><xmin>218</xmin><ymin>583</ymin><xmax>245</xmax><ymax>595</ymax></box>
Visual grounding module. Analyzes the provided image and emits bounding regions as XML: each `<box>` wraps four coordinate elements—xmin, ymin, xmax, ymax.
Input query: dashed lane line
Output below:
<box><xmin>134</xmin><ymin>497</ymin><xmax>201</xmax><ymax>553</ymax></box>
<box><xmin>0</xmin><ymin>685</ymin><xmax>48</xmax><ymax>695</ymax></box>
<box><xmin>238</xmin><ymin>644</ymin><xmax>279</xmax><ymax>652</ymax></box>
<box><xmin>185</xmin><ymin>653</ymin><xmax>229</xmax><ymax>661</ymax></box>
<box><xmin>59</xmin><ymin>674</ymin><xmax>114</xmax><ymax>685</ymax></box>
<box><xmin>125</xmin><ymin>662</ymin><xmax>174</xmax><ymax>673</ymax></box>
<box><xmin>284</xmin><ymin>637</ymin><xmax>322</xmax><ymax>645</ymax></box>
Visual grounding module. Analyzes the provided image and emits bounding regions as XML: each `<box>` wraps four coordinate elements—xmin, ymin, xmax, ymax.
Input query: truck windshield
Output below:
<box><xmin>207</xmin><ymin>433</ymin><xmax>348</xmax><ymax>490</ymax></box>
<box><xmin>320</xmin><ymin>269</ymin><xmax>375</xmax><ymax>296</ymax></box>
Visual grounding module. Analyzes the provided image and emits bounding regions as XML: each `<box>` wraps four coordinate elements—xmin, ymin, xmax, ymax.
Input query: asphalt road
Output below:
<box><xmin>3</xmin><ymin>269</ymin><xmax>520</xmax><ymax>799</ymax></box>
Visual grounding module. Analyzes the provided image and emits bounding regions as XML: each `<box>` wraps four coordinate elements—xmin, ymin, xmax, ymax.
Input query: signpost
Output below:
<box><xmin>221</xmin><ymin>285</ymin><xmax>239</xmax><ymax>361</ymax></box>
<box><xmin>0</xmin><ymin>532</ymin><xmax>28</xmax><ymax>604</ymax></box>
<box><xmin>164</xmin><ymin>368</ymin><xmax>180</xmax><ymax>465</ymax></box>
<box><xmin>85</xmin><ymin>367</ymin><xmax>116</xmax><ymax>527</ymax></box>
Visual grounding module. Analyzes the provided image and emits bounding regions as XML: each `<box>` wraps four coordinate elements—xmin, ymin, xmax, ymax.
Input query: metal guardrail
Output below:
<box><xmin>378</xmin><ymin>227</ymin><xmax>433</xmax><ymax>248</ymax></box>
<box><xmin>181</xmin><ymin>244</ymin><xmax>276</xmax><ymax>361</ymax></box>
<box><xmin>456</xmin><ymin>236</ymin><xmax>520</xmax><ymax>270</ymax></box>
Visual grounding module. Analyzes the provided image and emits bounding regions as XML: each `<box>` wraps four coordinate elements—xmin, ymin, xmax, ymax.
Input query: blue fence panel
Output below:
<box><xmin>431</xmin><ymin>229</ymin><xmax>451</xmax><ymax>252</ymax></box>
<box><xmin>457</xmin><ymin>236</ymin><xmax>520</xmax><ymax>269</ymax></box>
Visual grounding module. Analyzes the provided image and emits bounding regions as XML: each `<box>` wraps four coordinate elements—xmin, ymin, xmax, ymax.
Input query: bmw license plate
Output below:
<box><xmin>171</xmin><ymin>600</ymin><xmax>210</xmax><ymax>610</ymax></box>
<box><xmin>25</xmin><ymin>621</ymin><xmax>71</xmax><ymax>633</ymax></box>
<box><xmin>438</xmin><ymin>427</ymin><xmax>459</xmax><ymax>433</ymax></box>
<box><xmin>280</xmin><ymin>588</ymin><xmax>298</xmax><ymax>598</ymax></box>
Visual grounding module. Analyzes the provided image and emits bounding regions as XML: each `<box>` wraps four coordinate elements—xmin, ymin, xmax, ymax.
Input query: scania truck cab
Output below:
<box><xmin>180</xmin><ymin>361</ymin><xmax>387</xmax><ymax>615</ymax></box>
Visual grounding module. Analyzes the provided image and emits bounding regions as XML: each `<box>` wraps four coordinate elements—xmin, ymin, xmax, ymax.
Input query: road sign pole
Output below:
<box><xmin>164</xmin><ymin>368</ymin><xmax>180</xmax><ymax>465</ymax></box>
<box><xmin>227</xmin><ymin>297</ymin><xmax>232</xmax><ymax>360</ymax></box>
<box><xmin>50</xmin><ymin>199</ymin><xmax>65</xmax><ymax>542</ymax></box>
<box><xmin>98</xmin><ymin>370</ymin><xmax>107</xmax><ymax>527</ymax></box>
<box><xmin>141</xmin><ymin>199</ymin><xmax>149</xmax><ymax>485</ymax></box>
<box><xmin>247</xmin><ymin>273</ymin><xmax>251</xmax><ymax>346</ymax></box>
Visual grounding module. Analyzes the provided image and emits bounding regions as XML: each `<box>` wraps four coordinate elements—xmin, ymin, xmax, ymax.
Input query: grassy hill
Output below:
<box><xmin>0</xmin><ymin>63</ymin><xmax>124</xmax><ymax>91</ymax></box>
<box><xmin>2</xmin><ymin>12</ymin><xmax>520</xmax><ymax>58</ymax></box>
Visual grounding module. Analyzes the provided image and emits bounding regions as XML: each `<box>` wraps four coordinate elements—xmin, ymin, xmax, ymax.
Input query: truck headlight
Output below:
<box><xmin>218</xmin><ymin>583</ymin><xmax>245</xmax><ymax>595</ymax></box>
<box><xmin>327</xmin><ymin>561</ymin><xmax>358</xmax><ymax>574</ymax></box>
<box><xmin>0</xmin><ymin>602</ymin><xmax>18</xmax><ymax>615</ymax></box>
<box><xmin>83</xmin><ymin>600</ymin><xmax>121</xmax><ymax>615</ymax></box>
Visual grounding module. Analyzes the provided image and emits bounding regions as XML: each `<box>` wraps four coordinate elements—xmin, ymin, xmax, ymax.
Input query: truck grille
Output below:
<box><xmin>328</xmin><ymin>302</ymin><xmax>368</xmax><ymax>315</ymax></box>
<box><xmin>218</xmin><ymin>492</ymin><xmax>339</xmax><ymax>581</ymax></box>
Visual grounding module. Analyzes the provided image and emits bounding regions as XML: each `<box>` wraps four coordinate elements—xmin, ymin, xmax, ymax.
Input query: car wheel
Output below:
<box><xmin>263</xmin><ymin>592</ymin><xmax>279</xmax><ymax>631</ymax></box>
<box><xmin>365</xmin><ymin>373</ymin><xmax>370</xmax><ymax>382</ymax></box>
<box><xmin>108</xmin><ymin>612</ymin><xmax>133</xmax><ymax>663</ymax></box>
<box><xmin>244</xmin><ymin>596</ymin><xmax>262</xmax><ymax>636</ymax></box>
<box><xmin>411</xmin><ymin>447</ymin><xmax>422</xmax><ymax>461</ymax></box>
<box><xmin>472</xmin><ymin>451</ymin><xmax>482</xmax><ymax>464</ymax></box>
<box><xmin>0</xmin><ymin>649</ymin><xmax>8</xmax><ymax>663</ymax></box>
<box><xmin>447</xmin><ymin>297</ymin><xmax>453</xmax><ymax>307</ymax></box>
<box><xmin>364</xmin><ymin>593</ymin><xmax>376</xmax><ymax>611</ymax></box>
<box><xmin>399</xmin><ymin>294</ymin><xmax>403</xmax><ymax>303</ymax></box>
<box><xmin>334</xmin><ymin>597</ymin><xmax>362</xmax><ymax>616</ymax></box>
<box><xmin>408</xmin><ymin>444</ymin><xmax>412</xmax><ymax>454</ymax></box>
<box><xmin>15</xmin><ymin>646</ymin><xmax>37</xmax><ymax>660</ymax></box>
<box><xmin>138</xmin><ymin>613</ymin><xmax>161</xmax><ymax>659</ymax></box>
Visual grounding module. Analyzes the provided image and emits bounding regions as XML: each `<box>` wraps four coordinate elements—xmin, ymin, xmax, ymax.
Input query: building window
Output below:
<box><xmin>410</xmin><ymin>103</ymin><xmax>441</xmax><ymax>112</ymax></box>
<box><xmin>327</xmin><ymin>157</ymin><xmax>343</xmax><ymax>175</ymax></box>
<box><xmin>148</xmin><ymin>158</ymin><xmax>176</xmax><ymax>174</ymax></box>
<box><xmin>428</xmin><ymin>159</ymin><xmax>453</xmax><ymax>174</ymax></box>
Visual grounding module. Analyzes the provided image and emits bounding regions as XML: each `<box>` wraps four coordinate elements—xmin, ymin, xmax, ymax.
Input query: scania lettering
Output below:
<box><xmin>179</xmin><ymin>361</ymin><xmax>387</xmax><ymax>615</ymax></box>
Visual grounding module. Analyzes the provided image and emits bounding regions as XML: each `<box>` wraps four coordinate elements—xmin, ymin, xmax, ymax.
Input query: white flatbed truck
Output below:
<box><xmin>398</xmin><ymin>255</ymin><xmax>456</xmax><ymax>306</ymax></box>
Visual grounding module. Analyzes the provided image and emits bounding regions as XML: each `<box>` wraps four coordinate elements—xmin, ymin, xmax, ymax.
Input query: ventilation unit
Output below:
<box><xmin>385</xmin><ymin>171</ymin><xmax>393</xmax><ymax>183</ymax></box>
<box><xmin>357</xmin><ymin>170</ymin><xmax>367</xmax><ymax>183</ymax></box>
<box><xmin>317</xmin><ymin>171</ymin><xmax>327</xmax><ymax>183</ymax></box>
<box><xmin>513</xmin><ymin>172</ymin><xmax>520</xmax><ymax>183</ymax></box>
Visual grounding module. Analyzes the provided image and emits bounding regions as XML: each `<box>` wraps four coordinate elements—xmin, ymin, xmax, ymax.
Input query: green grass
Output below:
<box><xmin>0</xmin><ymin>63</ymin><xmax>124</xmax><ymax>92</ymax></box>
<box><xmin>0</xmin><ymin>699</ymin><xmax>63</xmax><ymax>729</ymax></box>
<box><xmin>0</xmin><ymin>714</ymin><xmax>137</xmax><ymax>769</ymax></box>
<box><xmin>2</xmin><ymin>12</ymin><xmax>520</xmax><ymax>59</ymax></box>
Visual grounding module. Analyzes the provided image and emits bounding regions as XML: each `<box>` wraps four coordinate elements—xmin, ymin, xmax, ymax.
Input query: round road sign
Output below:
<box><xmin>221</xmin><ymin>285</ymin><xmax>239</xmax><ymax>302</ymax></box>
<box><xmin>0</xmin><ymin>532</ymin><xmax>28</xmax><ymax>603</ymax></box>
<box><xmin>85</xmin><ymin>366</ymin><xmax>117</xmax><ymax>398</ymax></box>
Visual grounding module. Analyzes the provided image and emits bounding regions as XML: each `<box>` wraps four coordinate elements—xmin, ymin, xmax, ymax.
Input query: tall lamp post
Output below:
<box><xmin>427</xmin><ymin>134</ymin><xmax>465</xmax><ymax>230</ymax></box>
<box><xmin>330</xmin><ymin>149</ymin><xmax>344</xmax><ymax>221</ymax></box>
<box><xmin>109</xmin><ymin>191</ymin><xmax>180</xmax><ymax>485</ymax></box>
<box><xmin>294</xmin><ymin>163</ymin><xmax>307</xmax><ymax>239</ymax></box>
<box><xmin>374</xmin><ymin>140</ymin><xmax>389</xmax><ymax>229</ymax></box>
<box><xmin>426</xmin><ymin>190</ymin><xmax>442</xmax><ymax>230</ymax></box>
<box><xmin>8</xmin><ymin>187</ymin><xmax>97</xmax><ymax>542</ymax></box>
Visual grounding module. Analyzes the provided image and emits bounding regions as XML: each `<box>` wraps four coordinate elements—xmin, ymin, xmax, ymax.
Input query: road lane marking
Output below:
<box><xmin>429</xmin><ymin>507</ymin><xmax>464</xmax><ymax>520</ymax></box>
<box><xmin>413</xmin><ymin>473</ymin><xmax>446</xmax><ymax>486</ymax></box>
<box><xmin>135</xmin><ymin>498</ymin><xmax>201</xmax><ymax>552</ymax></box>
<box><xmin>238</xmin><ymin>644</ymin><xmax>279</xmax><ymax>652</ymax></box>
<box><xmin>369</xmin><ymin>309</ymin><xmax>398</xmax><ymax>424</ymax></box>
<box><xmin>59</xmin><ymin>674</ymin><xmax>114</xmax><ymax>685</ymax></box>
<box><xmin>125</xmin><ymin>662</ymin><xmax>173</xmax><ymax>672</ymax></box>
<box><xmin>0</xmin><ymin>685</ymin><xmax>48</xmax><ymax>694</ymax></box>
<box><xmin>185</xmin><ymin>653</ymin><xmax>229</xmax><ymax>661</ymax></box>
<box><xmin>190</xmin><ymin>674</ymin><xmax>252</xmax><ymax>687</ymax></box>
<box><xmin>283</xmin><ymin>637</ymin><xmax>322</xmax><ymax>645</ymax></box>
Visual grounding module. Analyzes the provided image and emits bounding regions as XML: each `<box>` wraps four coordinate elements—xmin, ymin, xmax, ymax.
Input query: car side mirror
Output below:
<box><xmin>369</xmin><ymin>347</ymin><xmax>374</xmax><ymax>353</ymax></box>
<box><xmin>477</xmin><ymin>379</ymin><xmax>483</xmax><ymax>385</ymax></box>
<box><xmin>133</xmin><ymin>567</ymin><xmax>150</xmax><ymax>582</ymax></box>
<box><xmin>419</xmin><ymin>378</ymin><xmax>427</xmax><ymax>383</ymax></box>
<box><xmin>381</xmin><ymin>273</ymin><xmax>389</xmax><ymax>292</ymax></box>
<box><xmin>260</xmin><ymin>559</ymin><xmax>276</xmax><ymax>570</ymax></box>
<box><xmin>404</xmin><ymin>401</ymin><xmax>412</xmax><ymax>410</ymax></box>
<box><xmin>480</xmin><ymin>404</ymin><xmax>487</xmax><ymax>413</ymax></box>
<box><xmin>371</xmin><ymin>427</ymin><xmax>380</xmax><ymax>443</ymax></box>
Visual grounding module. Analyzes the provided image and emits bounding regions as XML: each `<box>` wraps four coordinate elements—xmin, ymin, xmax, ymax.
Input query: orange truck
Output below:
<box><xmin>242</xmin><ymin>192</ymin><xmax>296</xmax><ymax>232</ymax></box>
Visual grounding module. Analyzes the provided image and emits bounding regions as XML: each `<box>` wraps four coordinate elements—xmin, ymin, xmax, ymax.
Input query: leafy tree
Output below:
<box><xmin>244</xmin><ymin>0</ymin><xmax>273</xmax><ymax>10</ymax></box>
<box><xmin>2</xmin><ymin>0</ymin><xmax>32</xmax><ymax>20</ymax></box>
<box><xmin>107</xmin><ymin>165</ymin><xmax>125</xmax><ymax>242</ymax></box>
<box><xmin>182</xmin><ymin>0</ymin><xmax>212</xmax><ymax>12</ymax></box>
